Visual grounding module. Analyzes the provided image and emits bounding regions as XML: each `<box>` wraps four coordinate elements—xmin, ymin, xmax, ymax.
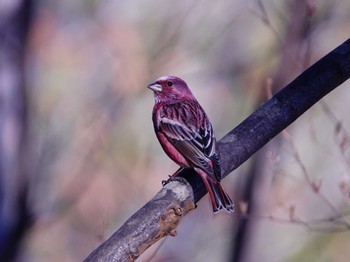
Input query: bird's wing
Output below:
<box><xmin>157</xmin><ymin>101</ymin><xmax>221</xmax><ymax>181</ymax></box>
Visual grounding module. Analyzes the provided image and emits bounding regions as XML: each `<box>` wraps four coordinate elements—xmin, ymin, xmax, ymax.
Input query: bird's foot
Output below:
<box><xmin>162</xmin><ymin>176</ymin><xmax>188</xmax><ymax>186</ymax></box>
<box><xmin>162</xmin><ymin>167</ymin><xmax>185</xmax><ymax>186</ymax></box>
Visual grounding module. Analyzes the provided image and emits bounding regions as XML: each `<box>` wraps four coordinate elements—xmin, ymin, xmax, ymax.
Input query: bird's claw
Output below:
<box><xmin>162</xmin><ymin>176</ymin><xmax>177</xmax><ymax>186</ymax></box>
<box><xmin>162</xmin><ymin>176</ymin><xmax>188</xmax><ymax>187</ymax></box>
<box><xmin>161</xmin><ymin>179</ymin><xmax>169</xmax><ymax>186</ymax></box>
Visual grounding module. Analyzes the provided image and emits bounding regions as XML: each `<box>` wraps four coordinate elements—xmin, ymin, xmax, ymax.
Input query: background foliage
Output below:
<box><xmin>1</xmin><ymin>0</ymin><xmax>350</xmax><ymax>261</ymax></box>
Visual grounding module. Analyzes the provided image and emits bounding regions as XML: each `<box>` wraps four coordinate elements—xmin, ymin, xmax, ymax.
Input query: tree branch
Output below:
<box><xmin>84</xmin><ymin>39</ymin><xmax>350</xmax><ymax>261</ymax></box>
<box><xmin>84</xmin><ymin>179</ymin><xmax>195</xmax><ymax>261</ymax></box>
<box><xmin>180</xmin><ymin>38</ymin><xmax>350</xmax><ymax>202</ymax></box>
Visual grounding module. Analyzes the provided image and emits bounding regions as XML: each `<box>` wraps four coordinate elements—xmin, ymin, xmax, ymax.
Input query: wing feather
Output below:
<box><xmin>157</xmin><ymin>100</ymin><xmax>221</xmax><ymax>181</ymax></box>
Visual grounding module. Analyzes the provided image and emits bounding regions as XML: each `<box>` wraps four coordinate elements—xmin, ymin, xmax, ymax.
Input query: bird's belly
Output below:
<box><xmin>156</xmin><ymin>132</ymin><xmax>191</xmax><ymax>168</ymax></box>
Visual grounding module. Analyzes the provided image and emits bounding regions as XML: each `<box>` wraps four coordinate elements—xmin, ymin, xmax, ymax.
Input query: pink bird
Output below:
<box><xmin>148</xmin><ymin>76</ymin><xmax>233</xmax><ymax>213</ymax></box>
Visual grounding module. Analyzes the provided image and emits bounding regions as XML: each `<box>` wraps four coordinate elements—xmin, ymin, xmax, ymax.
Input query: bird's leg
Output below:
<box><xmin>162</xmin><ymin>167</ymin><xmax>184</xmax><ymax>186</ymax></box>
<box><xmin>169</xmin><ymin>167</ymin><xmax>184</xmax><ymax>178</ymax></box>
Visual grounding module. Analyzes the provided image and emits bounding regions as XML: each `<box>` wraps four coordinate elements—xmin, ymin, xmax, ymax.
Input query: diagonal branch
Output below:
<box><xmin>84</xmin><ymin>39</ymin><xmax>350</xmax><ymax>261</ymax></box>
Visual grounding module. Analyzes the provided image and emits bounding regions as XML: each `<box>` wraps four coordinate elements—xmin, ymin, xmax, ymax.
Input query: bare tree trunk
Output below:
<box><xmin>230</xmin><ymin>1</ymin><xmax>317</xmax><ymax>261</ymax></box>
<box><xmin>0</xmin><ymin>0</ymin><xmax>33</xmax><ymax>260</ymax></box>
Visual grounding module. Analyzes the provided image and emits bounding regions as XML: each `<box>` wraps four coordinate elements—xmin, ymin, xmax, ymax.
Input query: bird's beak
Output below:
<box><xmin>147</xmin><ymin>82</ymin><xmax>162</xmax><ymax>92</ymax></box>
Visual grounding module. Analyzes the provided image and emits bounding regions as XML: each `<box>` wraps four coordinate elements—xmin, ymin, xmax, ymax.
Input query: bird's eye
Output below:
<box><xmin>167</xmin><ymin>81</ymin><xmax>173</xmax><ymax>87</ymax></box>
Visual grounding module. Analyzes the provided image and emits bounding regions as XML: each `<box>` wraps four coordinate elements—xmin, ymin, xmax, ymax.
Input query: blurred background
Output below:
<box><xmin>1</xmin><ymin>0</ymin><xmax>350</xmax><ymax>261</ymax></box>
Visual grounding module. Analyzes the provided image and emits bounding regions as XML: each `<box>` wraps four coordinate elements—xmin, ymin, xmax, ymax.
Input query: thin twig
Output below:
<box><xmin>320</xmin><ymin>100</ymin><xmax>350</xmax><ymax>171</ymax></box>
<box><xmin>240</xmin><ymin>210</ymin><xmax>350</xmax><ymax>233</ymax></box>
<box><xmin>282</xmin><ymin>129</ymin><xmax>350</xmax><ymax>227</ymax></box>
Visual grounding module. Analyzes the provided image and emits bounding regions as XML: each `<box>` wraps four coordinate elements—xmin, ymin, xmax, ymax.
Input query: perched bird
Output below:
<box><xmin>148</xmin><ymin>76</ymin><xmax>233</xmax><ymax>213</ymax></box>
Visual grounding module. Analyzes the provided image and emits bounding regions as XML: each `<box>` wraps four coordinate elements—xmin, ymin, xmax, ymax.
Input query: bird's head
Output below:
<box><xmin>147</xmin><ymin>76</ymin><xmax>193</xmax><ymax>103</ymax></box>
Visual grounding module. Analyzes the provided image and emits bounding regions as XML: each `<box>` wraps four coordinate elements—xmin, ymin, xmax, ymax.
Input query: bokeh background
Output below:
<box><xmin>1</xmin><ymin>0</ymin><xmax>350</xmax><ymax>261</ymax></box>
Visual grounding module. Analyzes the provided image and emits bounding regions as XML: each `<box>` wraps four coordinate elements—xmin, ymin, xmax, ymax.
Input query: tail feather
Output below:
<box><xmin>195</xmin><ymin>168</ymin><xmax>234</xmax><ymax>213</ymax></box>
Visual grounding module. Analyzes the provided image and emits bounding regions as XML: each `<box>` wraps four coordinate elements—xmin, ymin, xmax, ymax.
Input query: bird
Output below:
<box><xmin>148</xmin><ymin>76</ymin><xmax>233</xmax><ymax>213</ymax></box>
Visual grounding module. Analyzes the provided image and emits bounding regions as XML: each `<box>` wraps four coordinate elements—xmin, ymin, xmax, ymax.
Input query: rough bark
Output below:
<box><xmin>0</xmin><ymin>0</ymin><xmax>32</xmax><ymax>260</ymax></box>
<box><xmin>84</xmin><ymin>179</ymin><xmax>195</xmax><ymax>262</ymax></box>
<box><xmin>84</xmin><ymin>39</ymin><xmax>350</xmax><ymax>261</ymax></box>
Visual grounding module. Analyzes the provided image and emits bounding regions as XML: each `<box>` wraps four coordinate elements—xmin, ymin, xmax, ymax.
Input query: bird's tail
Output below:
<box><xmin>195</xmin><ymin>168</ymin><xmax>234</xmax><ymax>213</ymax></box>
